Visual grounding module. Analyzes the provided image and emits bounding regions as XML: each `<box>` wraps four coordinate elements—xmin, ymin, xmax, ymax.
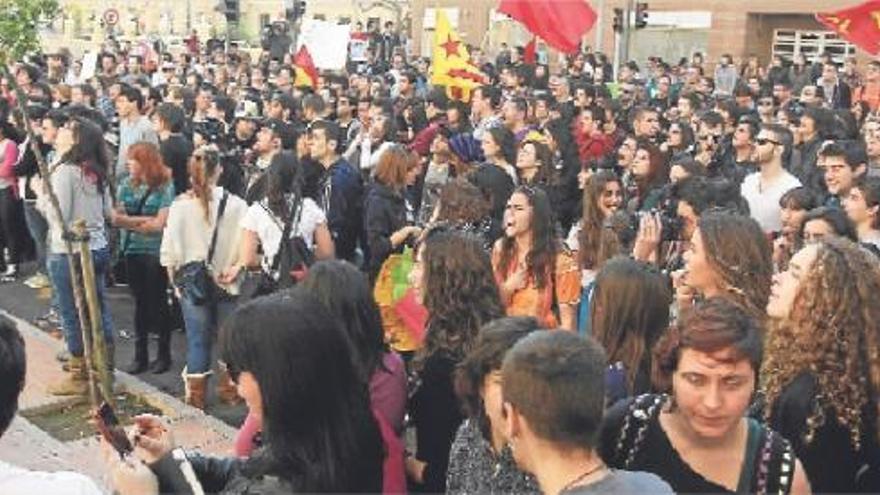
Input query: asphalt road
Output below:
<box><xmin>1</xmin><ymin>261</ymin><xmax>247</xmax><ymax>427</ymax></box>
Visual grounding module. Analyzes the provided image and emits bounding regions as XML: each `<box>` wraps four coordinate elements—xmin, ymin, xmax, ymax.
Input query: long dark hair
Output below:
<box><xmin>61</xmin><ymin>116</ymin><xmax>111</xmax><ymax>193</ymax></box>
<box><xmin>487</xmin><ymin>126</ymin><xmax>516</xmax><ymax>165</ymax></box>
<box><xmin>590</xmin><ymin>257</ymin><xmax>671</xmax><ymax>392</ymax></box>
<box><xmin>265</xmin><ymin>151</ymin><xmax>298</xmax><ymax>219</ymax></box>
<box><xmin>578</xmin><ymin>170</ymin><xmax>621</xmax><ymax>270</ymax></box>
<box><xmin>302</xmin><ymin>260</ymin><xmax>389</xmax><ymax>383</ymax></box>
<box><xmin>416</xmin><ymin>227</ymin><xmax>504</xmax><ymax>368</ymax></box>
<box><xmin>498</xmin><ymin>186</ymin><xmax>558</xmax><ymax>288</ymax></box>
<box><xmin>218</xmin><ymin>289</ymin><xmax>383</xmax><ymax>492</ymax></box>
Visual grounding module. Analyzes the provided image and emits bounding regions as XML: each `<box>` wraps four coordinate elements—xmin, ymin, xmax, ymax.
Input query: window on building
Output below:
<box><xmin>260</xmin><ymin>14</ymin><xmax>270</xmax><ymax>27</ymax></box>
<box><xmin>314</xmin><ymin>14</ymin><xmax>326</xmax><ymax>21</ymax></box>
<box><xmin>773</xmin><ymin>29</ymin><xmax>856</xmax><ymax>65</ymax></box>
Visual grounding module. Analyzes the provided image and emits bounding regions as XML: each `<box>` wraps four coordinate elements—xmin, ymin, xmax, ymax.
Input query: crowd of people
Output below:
<box><xmin>1</xmin><ymin>26</ymin><xmax>880</xmax><ymax>494</ymax></box>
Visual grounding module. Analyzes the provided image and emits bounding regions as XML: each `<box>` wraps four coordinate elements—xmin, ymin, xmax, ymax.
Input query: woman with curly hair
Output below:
<box><xmin>493</xmin><ymin>186</ymin><xmax>581</xmax><ymax>330</ymax></box>
<box><xmin>763</xmin><ymin>238</ymin><xmax>880</xmax><ymax>492</ymax></box>
<box><xmin>600</xmin><ymin>297</ymin><xmax>810</xmax><ymax>494</ymax></box>
<box><xmin>678</xmin><ymin>210</ymin><xmax>773</xmax><ymax>319</ymax></box>
<box><xmin>433</xmin><ymin>177</ymin><xmax>496</xmax><ymax>248</ymax></box>
<box><xmin>406</xmin><ymin>227</ymin><xmax>504</xmax><ymax>493</ymax></box>
<box><xmin>566</xmin><ymin>169</ymin><xmax>623</xmax><ymax>333</ymax></box>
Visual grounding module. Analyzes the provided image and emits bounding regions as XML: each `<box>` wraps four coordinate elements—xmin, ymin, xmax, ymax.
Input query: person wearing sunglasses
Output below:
<box><xmin>740</xmin><ymin>124</ymin><xmax>802</xmax><ymax>235</ymax></box>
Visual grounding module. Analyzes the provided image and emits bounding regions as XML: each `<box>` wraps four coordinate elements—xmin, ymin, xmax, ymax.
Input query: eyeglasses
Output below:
<box><xmin>755</xmin><ymin>137</ymin><xmax>781</xmax><ymax>146</ymax></box>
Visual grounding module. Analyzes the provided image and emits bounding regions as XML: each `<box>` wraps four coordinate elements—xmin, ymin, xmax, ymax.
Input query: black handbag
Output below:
<box><xmin>173</xmin><ymin>191</ymin><xmax>229</xmax><ymax>306</ymax></box>
<box><xmin>239</xmin><ymin>190</ymin><xmax>313</xmax><ymax>301</ymax></box>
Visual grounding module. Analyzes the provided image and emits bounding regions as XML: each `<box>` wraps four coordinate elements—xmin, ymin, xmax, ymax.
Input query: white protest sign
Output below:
<box><xmin>80</xmin><ymin>52</ymin><xmax>98</xmax><ymax>81</ymax></box>
<box><xmin>298</xmin><ymin>19</ymin><xmax>351</xmax><ymax>70</ymax></box>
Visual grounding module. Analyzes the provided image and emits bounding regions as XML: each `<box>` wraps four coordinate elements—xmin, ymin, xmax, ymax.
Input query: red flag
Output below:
<box><xmin>523</xmin><ymin>37</ymin><xmax>537</xmax><ymax>65</ymax></box>
<box><xmin>293</xmin><ymin>45</ymin><xmax>319</xmax><ymax>89</ymax></box>
<box><xmin>499</xmin><ymin>0</ymin><xmax>597</xmax><ymax>54</ymax></box>
<box><xmin>817</xmin><ymin>0</ymin><xmax>880</xmax><ymax>55</ymax></box>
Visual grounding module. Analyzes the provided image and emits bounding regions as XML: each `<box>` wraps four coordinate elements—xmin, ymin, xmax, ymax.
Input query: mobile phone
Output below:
<box><xmin>94</xmin><ymin>402</ymin><xmax>133</xmax><ymax>457</ymax></box>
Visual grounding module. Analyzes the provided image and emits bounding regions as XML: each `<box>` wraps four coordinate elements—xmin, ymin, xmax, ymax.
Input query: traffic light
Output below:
<box><xmin>613</xmin><ymin>8</ymin><xmax>624</xmax><ymax>33</ymax></box>
<box><xmin>224</xmin><ymin>0</ymin><xmax>239</xmax><ymax>23</ymax></box>
<box><xmin>635</xmin><ymin>2</ymin><xmax>648</xmax><ymax>29</ymax></box>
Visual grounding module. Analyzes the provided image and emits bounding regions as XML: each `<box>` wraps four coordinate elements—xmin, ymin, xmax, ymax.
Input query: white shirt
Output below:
<box><xmin>240</xmin><ymin>197</ymin><xmax>326</xmax><ymax>273</ymax></box>
<box><xmin>0</xmin><ymin>460</ymin><xmax>102</xmax><ymax>495</ymax></box>
<box><xmin>741</xmin><ymin>171</ymin><xmax>802</xmax><ymax>233</ymax></box>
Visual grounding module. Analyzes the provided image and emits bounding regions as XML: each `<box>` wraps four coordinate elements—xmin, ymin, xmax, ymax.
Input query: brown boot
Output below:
<box><xmin>182</xmin><ymin>368</ymin><xmax>209</xmax><ymax>410</ymax></box>
<box><xmin>49</xmin><ymin>356</ymin><xmax>88</xmax><ymax>396</ymax></box>
<box><xmin>216</xmin><ymin>368</ymin><xmax>242</xmax><ymax>405</ymax></box>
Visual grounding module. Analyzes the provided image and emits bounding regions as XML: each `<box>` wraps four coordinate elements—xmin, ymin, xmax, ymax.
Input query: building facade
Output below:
<box><xmin>410</xmin><ymin>0</ymin><xmax>863</xmax><ymax>66</ymax></box>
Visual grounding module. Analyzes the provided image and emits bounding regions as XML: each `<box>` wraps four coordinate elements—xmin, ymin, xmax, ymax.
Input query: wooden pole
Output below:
<box><xmin>73</xmin><ymin>220</ymin><xmax>114</xmax><ymax>406</ymax></box>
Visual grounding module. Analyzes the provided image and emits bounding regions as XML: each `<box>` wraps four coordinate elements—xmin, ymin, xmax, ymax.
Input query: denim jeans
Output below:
<box><xmin>47</xmin><ymin>248</ymin><xmax>114</xmax><ymax>356</ymax></box>
<box><xmin>179</xmin><ymin>295</ymin><xmax>237</xmax><ymax>373</ymax></box>
<box><xmin>23</xmin><ymin>201</ymin><xmax>48</xmax><ymax>272</ymax></box>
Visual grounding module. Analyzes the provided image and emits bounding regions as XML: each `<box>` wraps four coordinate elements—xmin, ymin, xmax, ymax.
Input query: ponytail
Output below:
<box><xmin>188</xmin><ymin>146</ymin><xmax>221</xmax><ymax>223</ymax></box>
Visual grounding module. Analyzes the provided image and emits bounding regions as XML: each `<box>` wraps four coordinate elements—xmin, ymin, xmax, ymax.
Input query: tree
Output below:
<box><xmin>0</xmin><ymin>0</ymin><xmax>115</xmax><ymax>406</ymax></box>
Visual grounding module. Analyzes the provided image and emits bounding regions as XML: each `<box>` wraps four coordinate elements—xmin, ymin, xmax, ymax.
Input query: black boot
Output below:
<box><xmin>150</xmin><ymin>328</ymin><xmax>171</xmax><ymax>374</ymax></box>
<box><xmin>125</xmin><ymin>336</ymin><xmax>148</xmax><ymax>374</ymax></box>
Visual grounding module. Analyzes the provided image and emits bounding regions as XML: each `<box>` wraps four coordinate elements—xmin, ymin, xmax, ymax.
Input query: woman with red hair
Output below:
<box><xmin>111</xmin><ymin>141</ymin><xmax>177</xmax><ymax>374</ymax></box>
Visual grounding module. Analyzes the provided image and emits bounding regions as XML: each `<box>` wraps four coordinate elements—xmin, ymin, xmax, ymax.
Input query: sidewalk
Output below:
<box><xmin>0</xmin><ymin>311</ymin><xmax>237</xmax><ymax>492</ymax></box>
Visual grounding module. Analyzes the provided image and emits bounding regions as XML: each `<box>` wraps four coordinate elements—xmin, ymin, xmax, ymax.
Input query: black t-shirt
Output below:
<box><xmin>159</xmin><ymin>134</ymin><xmax>193</xmax><ymax>196</ymax></box>
<box><xmin>600</xmin><ymin>394</ymin><xmax>796</xmax><ymax>494</ymax></box>
<box><xmin>768</xmin><ymin>372</ymin><xmax>880</xmax><ymax>493</ymax></box>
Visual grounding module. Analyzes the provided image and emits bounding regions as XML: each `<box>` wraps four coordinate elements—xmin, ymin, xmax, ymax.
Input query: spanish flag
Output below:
<box><xmin>293</xmin><ymin>45</ymin><xmax>319</xmax><ymax>89</ymax></box>
<box><xmin>817</xmin><ymin>1</ymin><xmax>880</xmax><ymax>55</ymax></box>
<box><xmin>431</xmin><ymin>10</ymin><xmax>487</xmax><ymax>101</ymax></box>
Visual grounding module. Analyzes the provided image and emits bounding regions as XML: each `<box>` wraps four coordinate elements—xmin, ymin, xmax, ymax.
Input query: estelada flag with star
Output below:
<box><xmin>817</xmin><ymin>0</ymin><xmax>880</xmax><ymax>55</ymax></box>
<box><xmin>431</xmin><ymin>10</ymin><xmax>487</xmax><ymax>101</ymax></box>
<box><xmin>293</xmin><ymin>45</ymin><xmax>319</xmax><ymax>89</ymax></box>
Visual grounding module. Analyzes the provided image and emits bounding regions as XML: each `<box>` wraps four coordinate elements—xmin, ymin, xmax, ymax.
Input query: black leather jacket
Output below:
<box><xmin>151</xmin><ymin>449</ymin><xmax>295</xmax><ymax>494</ymax></box>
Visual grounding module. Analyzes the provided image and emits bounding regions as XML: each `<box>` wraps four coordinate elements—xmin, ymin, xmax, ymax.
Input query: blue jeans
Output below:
<box><xmin>47</xmin><ymin>248</ymin><xmax>114</xmax><ymax>357</ymax></box>
<box><xmin>179</xmin><ymin>295</ymin><xmax>237</xmax><ymax>373</ymax></box>
<box><xmin>23</xmin><ymin>202</ymin><xmax>48</xmax><ymax>272</ymax></box>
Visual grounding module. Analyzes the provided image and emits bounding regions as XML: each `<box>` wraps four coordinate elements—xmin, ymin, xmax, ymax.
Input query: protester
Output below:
<box><xmin>678</xmin><ymin>210</ymin><xmax>773</xmax><ymax>318</ymax></box>
<box><xmin>406</xmin><ymin>227</ymin><xmax>504</xmax><ymax>492</ymax></box>
<box><xmin>844</xmin><ymin>176</ymin><xmax>880</xmax><ymax>253</ymax></box>
<box><xmin>38</xmin><ymin>117</ymin><xmax>116</xmax><ymax>395</ymax></box>
<box><xmin>107</xmin><ymin>289</ymin><xmax>384</xmax><ymax>493</ymax></box>
<box><xmin>446</xmin><ymin>316</ymin><xmax>541</xmax><ymax>495</ymax></box>
<box><xmin>566</xmin><ymin>170</ymin><xmax>623</xmax><ymax>333</ymax></box>
<box><xmin>503</xmin><ymin>330</ymin><xmax>674</xmax><ymax>494</ymax></box>
<box><xmin>111</xmin><ymin>142</ymin><xmax>175</xmax><ymax>374</ymax></box>
<box><xmin>364</xmin><ymin>145</ymin><xmax>422</xmax><ymax>280</ymax></box>
<box><xmin>764</xmin><ymin>238</ymin><xmax>880</xmax><ymax>491</ymax></box>
<box><xmin>231</xmin><ymin>151</ymin><xmax>333</xmax><ymax>285</ymax></box>
<box><xmin>160</xmin><ymin>146</ymin><xmax>248</xmax><ymax>409</ymax></box>
<box><xmin>493</xmin><ymin>186</ymin><xmax>580</xmax><ymax>330</ymax></box>
<box><xmin>600</xmin><ymin>298</ymin><xmax>810</xmax><ymax>494</ymax></box>
<box><xmin>590</xmin><ymin>256</ymin><xmax>671</xmax><ymax>403</ymax></box>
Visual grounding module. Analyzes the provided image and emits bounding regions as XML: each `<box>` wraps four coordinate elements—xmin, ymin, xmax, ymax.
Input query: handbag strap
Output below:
<box><xmin>269</xmin><ymin>185</ymin><xmax>306</xmax><ymax>274</ymax></box>
<box><xmin>207</xmin><ymin>190</ymin><xmax>229</xmax><ymax>266</ymax></box>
